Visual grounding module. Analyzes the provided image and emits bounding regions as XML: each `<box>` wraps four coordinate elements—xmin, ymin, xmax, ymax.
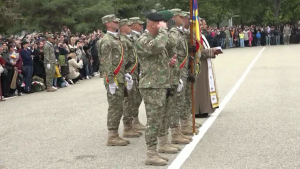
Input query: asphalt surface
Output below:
<box><xmin>0</xmin><ymin>45</ymin><xmax>299</xmax><ymax>169</ymax></box>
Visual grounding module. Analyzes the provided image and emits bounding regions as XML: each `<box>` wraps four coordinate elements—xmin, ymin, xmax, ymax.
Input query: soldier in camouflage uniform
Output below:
<box><xmin>97</xmin><ymin>32</ymin><xmax>106</xmax><ymax>78</ymax></box>
<box><xmin>43</xmin><ymin>34</ymin><xmax>57</xmax><ymax>92</ymax></box>
<box><xmin>119</xmin><ymin>19</ymin><xmax>142</xmax><ymax>138</ymax></box>
<box><xmin>135</xmin><ymin>12</ymin><xmax>176</xmax><ymax>166</ymax></box>
<box><xmin>100</xmin><ymin>14</ymin><xmax>132</xmax><ymax>146</ymax></box>
<box><xmin>127</xmin><ymin>17</ymin><xmax>146</xmax><ymax>131</ymax></box>
<box><xmin>155</xmin><ymin>9</ymin><xmax>190</xmax><ymax>156</ymax></box>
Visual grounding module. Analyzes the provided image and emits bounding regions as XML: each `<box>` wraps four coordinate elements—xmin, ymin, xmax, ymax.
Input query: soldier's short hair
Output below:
<box><xmin>102</xmin><ymin>14</ymin><xmax>120</xmax><ymax>24</ymax></box>
<box><xmin>129</xmin><ymin>17</ymin><xmax>144</xmax><ymax>24</ymax></box>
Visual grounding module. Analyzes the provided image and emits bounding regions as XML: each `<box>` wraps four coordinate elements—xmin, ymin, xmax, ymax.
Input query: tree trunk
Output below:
<box><xmin>272</xmin><ymin>0</ymin><xmax>281</xmax><ymax>18</ymax></box>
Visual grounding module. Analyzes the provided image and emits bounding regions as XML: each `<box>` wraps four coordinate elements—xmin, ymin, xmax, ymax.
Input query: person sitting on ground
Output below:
<box><xmin>66</xmin><ymin>53</ymin><xmax>83</xmax><ymax>84</ymax></box>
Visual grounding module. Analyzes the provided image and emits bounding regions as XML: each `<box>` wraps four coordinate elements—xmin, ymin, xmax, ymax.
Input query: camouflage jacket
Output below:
<box><xmin>183</xmin><ymin>29</ymin><xmax>197</xmax><ymax>75</ymax></box>
<box><xmin>43</xmin><ymin>41</ymin><xmax>56</xmax><ymax>64</ymax></box>
<box><xmin>120</xmin><ymin>34</ymin><xmax>138</xmax><ymax>79</ymax></box>
<box><xmin>136</xmin><ymin>27</ymin><xmax>170</xmax><ymax>89</ymax></box>
<box><xmin>97</xmin><ymin>38</ymin><xmax>103</xmax><ymax>64</ymax></box>
<box><xmin>100</xmin><ymin>32</ymin><xmax>125</xmax><ymax>84</ymax></box>
<box><xmin>165</xmin><ymin>27</ymin><xmax>180</xmax><ymax>86</ymax></box>
<box><xmin>177</xmin><ymin>28</ymin><xmax>189</xmax><ymax>78</ymax></box>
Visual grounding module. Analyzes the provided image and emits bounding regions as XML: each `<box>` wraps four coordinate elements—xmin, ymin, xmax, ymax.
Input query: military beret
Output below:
<box><xmin>146</xmin><ymin>12</ymin><xmax>164</xmax><ymax>22</ymax></box>
<box><xmin>119</xmin><ymin>19</ymin><xmax>133</xmax><ymax>27</ymax></box>
<box><xmin>102</xmin><ymin>14</ymin><xmax>120</xmax><ymax>24</ymax></box>
<box><xmin>129</xmin><ymin>17</ymin><xmax>144</xmax><ymax>24</ymax></box>
<box><xmin>158</xmin><ymin>10</ymin><xmax>174</xmax><ymax>22</ymax></box>
<box><xmin>45</xmin><ymin>34</ymin><xmax>55</xmax><ymax>39</ymax></box>
<box><xmin>170</xmin><ymin>8</ymin><xmax>187</xmax><ymax>17</ymax></box>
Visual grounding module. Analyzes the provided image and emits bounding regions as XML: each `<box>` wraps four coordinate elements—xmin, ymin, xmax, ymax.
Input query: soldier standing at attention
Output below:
<box><xmin>119</xmin><ymin>19</ymin><xmax>142</xmax><ymax>138</ymax></box>
<box><xmin>136</xmin><ymin>12</ymin><xmax>176</xmax><ymax>166</ymax></box>
<box><xmin>100</xmin><ymin>14</ymin><xmax>132</xmax><ymax>146</ymax></box>
<box><xmin>43</xmin><ymin>34</ymin><xmax>57</xmax><ymax>92</ymax></box>
<box><xmin>127</xmin><ymin>16</ymin><xmax>146</xmax><ymax>131</ymax></box>
<box><xmin>155</xmin><ymin>9</ymin><xmax>190</xmax><ymax>156</ymax></box>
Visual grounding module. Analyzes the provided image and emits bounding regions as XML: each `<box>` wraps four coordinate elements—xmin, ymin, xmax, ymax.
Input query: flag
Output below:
<box><xmin>192</xmin><ymin>0</ymin><xmax>202</xmax><ymax>53</ymax></box>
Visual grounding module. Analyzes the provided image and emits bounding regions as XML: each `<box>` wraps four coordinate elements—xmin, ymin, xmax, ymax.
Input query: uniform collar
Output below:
<box><xmin>132</xmin><ymin>30</ymin><xmax>141</xmax><ymax>35</ymax></box>
<box><xmin>107</xmin><ymin>31</ymin><xmax>119</xmax><ymax>39</ymax></box>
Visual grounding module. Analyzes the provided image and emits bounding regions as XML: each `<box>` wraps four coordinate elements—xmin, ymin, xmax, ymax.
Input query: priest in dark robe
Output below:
<box><xmin>194</xmin><ymin>18</ymin><xmax>220</xmax><ymax>118</ymax></box>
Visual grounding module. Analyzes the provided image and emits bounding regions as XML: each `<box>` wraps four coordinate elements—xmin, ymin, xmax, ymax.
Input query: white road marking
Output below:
<box><xmin>168</xmin><ymin>47</ymin><xmax>266</xmax><ymax>169</ymax></box>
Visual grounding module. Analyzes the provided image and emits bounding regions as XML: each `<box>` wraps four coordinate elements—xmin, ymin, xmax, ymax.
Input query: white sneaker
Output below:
<box><xmin>69</xmin><ymin>80</ymin><xmax>74</xmax><ymax>84</ymax></box>
<box><xmin>52</xmin><ymin>86</ymin><xmax>57</xmax><ymax>90</ymax></box>
<box><xmin>86</xmin><ymin>76</ymin><xmax>89</xmax><ymax>79</ymax></box>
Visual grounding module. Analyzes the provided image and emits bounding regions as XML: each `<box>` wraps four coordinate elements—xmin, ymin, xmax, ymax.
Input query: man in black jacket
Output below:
<box><xmin>89</xmin><ymin>35</ymin><xmax>100</xmax><ymax>76</ymax></box>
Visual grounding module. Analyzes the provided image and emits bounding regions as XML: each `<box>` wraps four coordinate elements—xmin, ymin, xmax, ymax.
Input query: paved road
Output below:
<box><xmin>0</xmin><ymin>45</ymin><xmax>299</xmax><ymax>169</ymax></box>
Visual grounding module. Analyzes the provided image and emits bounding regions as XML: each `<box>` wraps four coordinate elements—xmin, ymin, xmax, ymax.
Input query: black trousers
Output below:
<box><xmin>72</xmin><ymin>74</ymin><xmax>82</xmax><ymax>84</ymax></box>
<box><xmin>1</xmin><ymin>69</ymin><xmax>14</xmax><ymax>96</ymax></box>
<box><xmin>92</xmin><ymin>55</ymin><xmax>99</xmax><ymax>73</ymax></box>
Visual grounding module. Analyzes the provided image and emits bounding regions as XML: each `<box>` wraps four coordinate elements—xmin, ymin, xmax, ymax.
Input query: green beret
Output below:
<box><xmin>146</xmin><ymin>12</ymin><xmax>164</xmax><ymax>22</ymax></box>
<box><xmin>158</xmin><ymin>10</ymin><xmax>174</xmax><ymax>22</ymax></box>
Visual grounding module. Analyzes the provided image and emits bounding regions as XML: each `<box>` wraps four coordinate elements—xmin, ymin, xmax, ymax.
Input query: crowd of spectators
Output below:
<box><xmin>0</xmin><ymin>24</ymin><xmax>300</xmax><ymax>100</ymax></box>
<box><xmin>0</xmin><ymin>26</ymin><xmax>104</xmax><ymax>100</ymax></box>
<box><xmin>203</xmin><ymin>24</ymin><xmax>300</xmax><ymax>49</ymax></box>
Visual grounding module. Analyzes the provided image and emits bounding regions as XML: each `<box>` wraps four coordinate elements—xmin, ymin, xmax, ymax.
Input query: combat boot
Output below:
<box><xmin>107</xmin><ymin>130</ymin><xmax>128</xmax><ymax>146</ymax></box>
<box><xmin>180</xmin><ymin>132</ymin><xmax>193</xmax><ymax>142</ymax></box>
<box><xmin>117</xmin><ymin>136</ymin><xmax>130</xmax><ymax>144</ymax></box>
<box><xmin>123</xmin><ymin>123</ymin><xmax>140</xmax><ymax>138</ymax></box>
<box><xmin>181</xmin><ymin>119</ymin><xmax>195</xmax><ymax>136</ymax></box>
<box><xmin>145</xmin><ymin>146</ymin><xmax>168</xmax><ymax>166</ymax></box>
<box><xmin>47</xmin><ymin>86</ymin><xmax>56</xmax><ymax>92</ymax></box>
<box><xmin>157</xmin><ymin>136</ymin><xmax>178</xmax><ymax>154</ymax></box>
<box><xmin>188</xmin><ymin>120</ymin><xmax>202</xmax><ymax>128</ymax></box>
<box><xmin>132</xmin><ymin>117</ymin><xmax>146</xmax><ymax>130</ymax></box>
<box><xmin>170</xmin><ymin>144</ymin><xmax>181</xmax><ymax>151</ymax></box>
<box><xmin>171</xmin><ymin>127</ymin><xmax>190</xmax><ymax>144</ymax></box>
<box><xmin>133</xmin><ymin>128</ymin><xmax>143</xmax><ymax>136</ymax></box>
<box><xmin>158</xmin><ymin>154</ymin><xmax>169</xmax><ymax>162</ymax></box>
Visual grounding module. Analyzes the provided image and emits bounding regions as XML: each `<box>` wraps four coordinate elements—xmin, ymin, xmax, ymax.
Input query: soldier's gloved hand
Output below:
<box><xmin>125</xmin><ymin>73</ymin><xmax>132</xmax><ymax>81</ymax></box>
<box><xmin>126</xmin><ymin>79</ymin><xmax>133</xmax><ymax>91</ymax></box>
<box><xmin>188</xmin><ymin>45</ymin><xmax>197</xmax><ymax>53</ymax></box>
<box><xmin>47</xmin><ymin>64</ymin><xmax>51</xmax><ymax>69</ymax></box>
<box><xmin>109</xmin><ymin>83</ymin><xmax>117</xmax><ymax>95</ymax></box>
<box><xmin>177</xmin><ymin>79</ymin><xmax>183</xmax><ymax>92</ymax></box>
<box><xmin>125</xmin><ymin>73</ymin><xmax>133</xmax><ymax>91</ymax></box>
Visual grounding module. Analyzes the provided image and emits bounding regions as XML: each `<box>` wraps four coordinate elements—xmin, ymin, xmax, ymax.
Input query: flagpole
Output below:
<box><xmin>189</xmin><ymin>0</ymin><xmax>196</xmax><ymax>134</ymax></box>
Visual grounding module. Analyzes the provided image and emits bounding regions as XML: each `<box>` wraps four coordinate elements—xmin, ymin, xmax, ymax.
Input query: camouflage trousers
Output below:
<box><xmin>158</xmin><ymin>85</ymin><xmax>181</xmax><ymax>137</ymax></box>
<box><xmin>140</xmin><ymin>88</ymin><xmax>167</xmax><ymax>147</ymax></box>
<box><xmin>123</xmin><ymin>80</ymin><xmax>142</xmax><ymax>124</ymax></box>
<box><xmin>44</xmin><ymin>63</ymin><xmax>55</xmax><ymax>87</ymax></box>
<box><xmin>180</xmin><ymin>77</ymin><xmax>193</xmax><ymax>120</ymax></box>
<box><xmin>106</xmin><ymin>83</ymin><xmax>124</xmax><ymax>130</ymax></box>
